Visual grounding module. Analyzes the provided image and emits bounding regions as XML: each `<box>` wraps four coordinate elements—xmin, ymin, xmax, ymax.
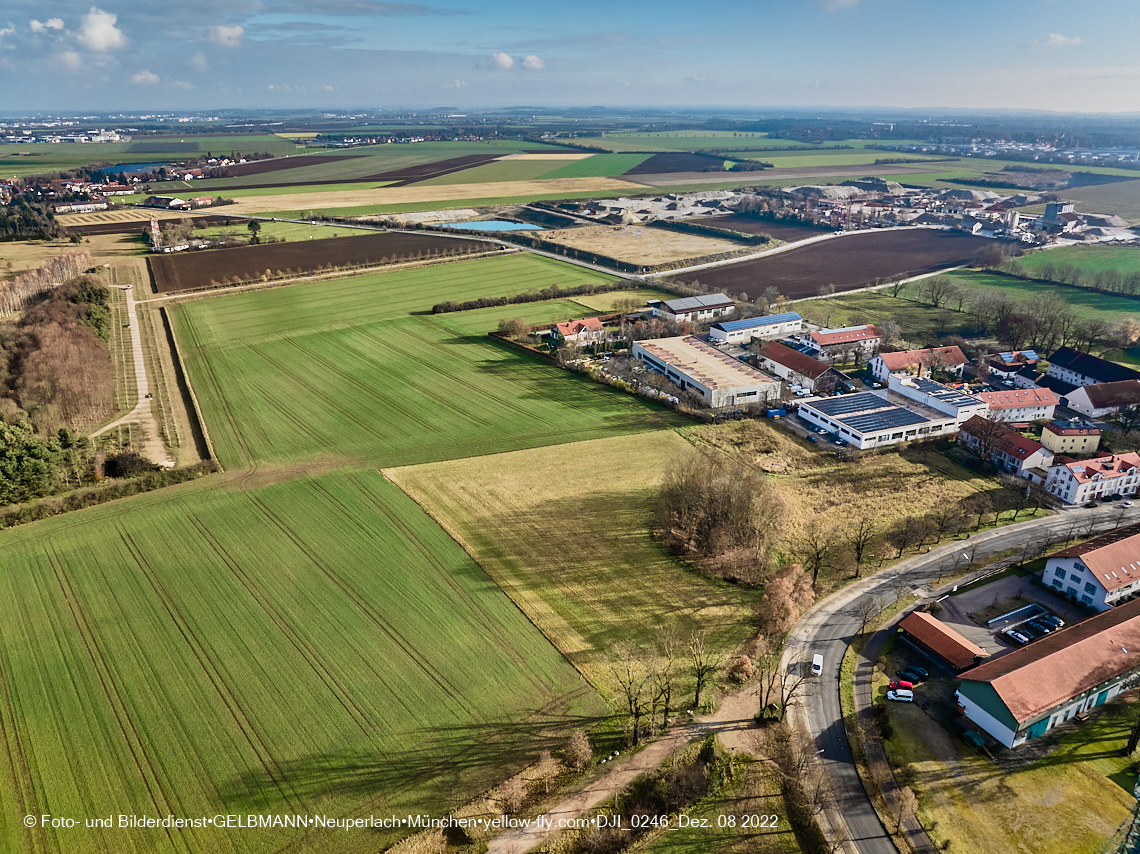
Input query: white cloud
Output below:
<box><xmin>324</xmin><ymin>84</ymin><xmax>334</xmax><ymax>91</ymax></box>
<box><xmin>171</xmin><ymin>79</ymin><xmax>192</xmax><ymax>89</ymax></box>
<box><xmin>1045</xmin><ymin>32</ymin><xmax>1082</xmax><ymax>47</ymax></box>
<box><xmin>60</xmin><ymin>49</ymin><xmax>81</xmax><ymax>68</ymax></box>
<box><xmin>208</xmin><ymin>25</ymin><xmax>244</xmax><ymax>47</ymax></box>
<box><xmin>131</xmin><ymin>68</ymin><xmax>159</xmax><ymax>84</ymax></box>
<box><xmin>77</xmin><ymin>8</ymin><xmax>126</xmax><ymax>52</ymax></box>
<box><xmin>451</xmin><ymin>79</ymin><xmax>467</xmax><ymax>87</ymax></box>
<box><xmin>189</xmin><ymin>51</ymin><xmax>209</xmax><ymax>72</ymax></box>
<box><xmin>490</xmin><ymin>51</ymin><xmax>513</xmax><ymax>69</ymax></box>
<box><xmin>823</xmin><ymin>0</ymin><xmax>858</xmax><ymax>8</ymax></box>
<box><xmin>0</xmin><ymin>24</ymin><xmax>15</xmax><ymax>38</ymax></box>
<box><xmin>30</xmin><ymin>18</ymin><xmax>64</xmax><ymax>34</ymax></box>
<box><xmin>521</xmin><ymin>54</ymin><xmax>544</xmax><ymax>70</ymax></box>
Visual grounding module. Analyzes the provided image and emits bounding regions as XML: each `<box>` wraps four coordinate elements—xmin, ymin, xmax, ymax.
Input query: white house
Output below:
<box><xmin>1042</xmin><ymin>522</ymin><xmax>1140</xmax><ymax>611</ymax></box>
<box><xmin>1046</xmin><ymin>346</ymin><xmax>1140</xmax><ymax>388</ymax></box>
<box><xmin>632</xmin><ymin>336</ymin><xmax>780</xmax><ymax>408</ymax></box>
<box><xmin>956</xmin><ymin>598</ymin><xmax>1140</xmax><ymax>748</ymax></box>
<box><xmin>1044</xmin><ymin>452</ymin><xmax>1140</xmax><ymax>505</ymax></box>
<box><xmin>649</xmin><ymin>294</ymin><xmax>736</xmax><ymax>324</ymax></box>
<box><xmin>798</xmin><ymin>324</ymin><xmax>882</xmax><ymax>361</ymax></box>
<box><xmin>869</xmin><ymin>346</ymin><xmax>969</xmax><ymax>383</ymax></box>
<box><xmin>551</xmin><ymin>317</ymin><xmax>605</xmax><ymax>346</ymax></box>
<box><xmin>707</xmin><ymin>311</ymin><xmax>804</xmax><ymax>344</ymax></box>
<box><xmin>975</xmin><ymin>387</ymin><xmax>1059</xmax><ymax>423</ymax></box>
<box><xmin>1066</xmin><ymin>380</ymin><xmax>1140</xmax><ymax>419</ymax></box>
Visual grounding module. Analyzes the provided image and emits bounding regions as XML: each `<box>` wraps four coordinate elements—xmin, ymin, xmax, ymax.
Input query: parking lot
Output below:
<box><xmin>937</xmin><ymin>574</ymin><xmax>1086</xmax><ymax>659</ymax></box>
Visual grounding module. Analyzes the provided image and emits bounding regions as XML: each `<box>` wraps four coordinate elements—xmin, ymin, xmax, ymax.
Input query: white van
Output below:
<box><xmin>887</xmin><ymin>689</ymin><xmax>914</xmax><ymax>702</ymax></box>
<box><xmin>811</xmin><ymin>654</ymin><xmax>824</xmax><ymax>676</ymax></box>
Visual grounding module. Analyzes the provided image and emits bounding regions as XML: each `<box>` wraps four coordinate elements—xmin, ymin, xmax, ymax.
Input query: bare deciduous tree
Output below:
<box><xmin>688</xmin><ymin>631</ymin><xmax>724</xmax><ymax>712</ymax></box>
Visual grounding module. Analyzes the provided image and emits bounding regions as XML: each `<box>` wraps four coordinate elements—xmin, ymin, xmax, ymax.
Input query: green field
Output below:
<box><xmin>1018</xmin><ymin>245</ymin><xmax>1140</xmax><ymax>278</ymax></box>
<box><xmin>796</xmin><ymin>290</ymin><xmax>976</xmax><ymax>342</ymax></box>
<box><xmin>0</xmin><ymin>468</ymin><xmax>601</xmax><ymax>853</ymax></box>
<box><xmin>541</xmin><ymin>152</ymin><xmax>654</xmax><ymax>178</ymax></box>
<box><xmin>928</xmin><ymin>271</ymin><xmax>1140</xmax><ymax>327</ymax></box>
<box><xmin>417</xmin><ymin>158</ymin><xmax>569</xmax><ymax>186</ymax></box>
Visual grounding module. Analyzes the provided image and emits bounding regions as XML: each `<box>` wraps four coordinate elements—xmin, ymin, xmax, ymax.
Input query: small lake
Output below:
<box><xmin>439</xmin><ymin>220</ymin><xmax>544</xmax><ymax>232</ymax></box>
<box><xmin>107</xmin><ymin>162</ymin><xmax>170</xmax><ymax>173</ymax></box>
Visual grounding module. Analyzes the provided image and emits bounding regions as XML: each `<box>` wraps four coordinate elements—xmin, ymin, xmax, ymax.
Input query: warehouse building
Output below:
<box><xmin>632</xmin><ymin>336</ymin><xmax>780</xmax><ymax>408</ymax></box>
<box><xmin>707</xmin><ymin>311</ymin><xmax>805</xmax><ymax>344</ymax></box>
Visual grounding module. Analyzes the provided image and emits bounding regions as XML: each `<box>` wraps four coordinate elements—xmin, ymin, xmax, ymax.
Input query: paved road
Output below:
<box><xmin>784</xmin><ymin>505</ymin><xmax>1140</xmax><ymax>854</ymax></box>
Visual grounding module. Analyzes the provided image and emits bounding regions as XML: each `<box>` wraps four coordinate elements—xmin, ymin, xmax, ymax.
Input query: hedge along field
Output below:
<box><xmin>386</xmin><ymin>431</ymin><xmax>756</xmax><ymax>691</ymax></box>
<box><xmin>0</xmin><ymin>468</ymin><xmax>601</xmax><ymax>854</ymax></box>
<box><xmin>933</xmin><ymin>270</ymin><xmax>1140</xmax><ymax>327</ymax></box>
<box><xmin>172</xmin><ymin>253</ymin><xmax>681</xmax><ymax>470</ymax></box>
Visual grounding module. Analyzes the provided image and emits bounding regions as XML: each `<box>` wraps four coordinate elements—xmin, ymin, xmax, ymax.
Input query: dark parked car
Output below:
<box><xmin>1086</xmin><ymin>502</ymin><xmax>1100</xmax><ymax>508</ymax></box>
<box><xmin>904</xmin><ymin>665</ymin><xmax>928</xmax><ymax>680</ymax></box>
<box><xmin>1039</xmin><ymin>614</ymin><xmax>1065</xmax><ymax>628</ymax></box>
<box><xmin>1019</xmin><ymin>624</ymin><xmax>1043</xmax><ymax>640</ymax></box>
<box><xmin>898</xmin><ymin>667</ymin><xmax>926</xmax><ymax>683</ymax></box>
<box><xmin>807</xmin><ymin>435</ymin><xmax>818</xmax><ymax>443</ymax></box>
<box><xmin>1027</xmin><ymin>620</ymin><xmax>1053</xmax><ymax>635</ymax></box>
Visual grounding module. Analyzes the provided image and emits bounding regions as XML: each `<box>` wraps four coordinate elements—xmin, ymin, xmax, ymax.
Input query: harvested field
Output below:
<box><xmin>625</xmin><ymin>152</ymin><xmax>731</xmax><ymax>174</ymax></box>
<box><xmin>538</xmin><ymin>224</ymin><xmax>742</xmax><ymax>265</ymax></box>
<box><xmin>690</xmin><ymin>214</ymin><xmax>826</xmax><ymax>243</ymax></box>
<box><xmin>626</xmin><ymin>162</ymin><xmax>941</xmax><ymax>188</ymax></box>
<box><xmin>386</xmin><ymin>431</ymin><xmax>755</xmax><ymax>690</ymax></box>
<box><xmin>215</xmin><ymin>177</ymin><xmax>643</xmax><ymax>215</ymax></box>
<box><xmin>147</xmin><ymin>231</ymin><xmax>485</xmax><ymax>293</ymax></box>
<box><xmin>219</xmin><ymin>153</ymin><xmax>364</xmax><ymax>177</ymax></box>
<box><xmin>57</xmin><ymin>209</ymin><xmax>215</xmax><ymax>227</ymax></box>
<box><xmin>62</xmin><ymin>213</ymin><xmax>242</xmax><ymax>236</ymax></box>
<box><xmin>680</xmin><ymin>229</ymin><xmax>990</xmax><ymax>300</ymax></box>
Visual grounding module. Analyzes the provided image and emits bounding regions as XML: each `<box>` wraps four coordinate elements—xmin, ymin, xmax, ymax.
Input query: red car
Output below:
<box><xmin>889</xmin><ymin>680</ymin><xmax>914</xmax><ymax>691</ymax></box>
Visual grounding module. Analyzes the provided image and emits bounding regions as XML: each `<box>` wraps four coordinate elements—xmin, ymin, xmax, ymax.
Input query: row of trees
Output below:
<box><xmin>1005</xmin><ymin>258</ymin><xmax>1140</xmax><ymax>297</ymax></box>
<box><xmin>0</xmin><ymin>252</ymin><xmax>90</xmax><ymax>317</ymax></box>
<box><xmin>0</xmin><ymin>197</ymin><xmax>60</xmax><ymax>241</ymax></box>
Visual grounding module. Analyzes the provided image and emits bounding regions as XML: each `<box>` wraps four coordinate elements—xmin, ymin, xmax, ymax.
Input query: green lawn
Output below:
<box><xmin>927</xmin><ymin>271</ymin><xmax>1140</xmax><ymax>327</ymax></box>
<box><xmin>0</xmin><ymin>469</ymin><xmax>601</xmax><ymax>854</ymax></box>
<box><xmin>1019</xmin><ymin>245</ymin><xmax>1140</xmax><ymax>278</ymax></box>
<box><xmin>796</xmin><ymin>290</ymin><xmax>977</xmax><ymax>341</ymax></box>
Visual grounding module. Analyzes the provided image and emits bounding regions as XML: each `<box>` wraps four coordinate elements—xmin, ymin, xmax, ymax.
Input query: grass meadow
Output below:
<box><xmin>386</xmin><ymin>431</ymin><xmax>757</xmax><ymax>691</ymax></box>
<box><xmin>1018</xmin><ymin>244</ymin><xmax>1140</xmax><ymax>277</ymax></box>
<box><xmin>0</xmin><ymin>469</ymin><xmax>601</xmax><ymax>854</ymax></box>
<box><xmin>937</xmin><ymin>271</ymin><xmax>1140</xmax><ymax>327</ymax></box>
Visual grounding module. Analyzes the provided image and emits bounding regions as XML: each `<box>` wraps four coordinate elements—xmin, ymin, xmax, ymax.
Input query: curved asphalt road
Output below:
<box><xmin>783</xmin><ymin>504</ymin><xmax>1140</xmax><ymax>854</ymax></box>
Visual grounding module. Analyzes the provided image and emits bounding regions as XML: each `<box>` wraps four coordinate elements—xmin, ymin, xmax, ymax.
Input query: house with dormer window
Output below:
<box><xmin>1042</xmin><ymin>522</ymin><xmax>1140</xmax><ymax>611</ymax></box>
<box><xmin>1044</xmin><ymin>452</ymin><xmax>1140</xmax><ymax>505</ymax></box>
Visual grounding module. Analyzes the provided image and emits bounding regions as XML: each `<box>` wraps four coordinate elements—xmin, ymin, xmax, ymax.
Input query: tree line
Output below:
<box><xmin>0</xmin><ymin>252</ymin><xmax>91</xmax><ymax>317</ymax></box>
<box><xmin>0</xmin><ymin>197</ymin><xmax>61</xmax><ymax>241</ymax></box>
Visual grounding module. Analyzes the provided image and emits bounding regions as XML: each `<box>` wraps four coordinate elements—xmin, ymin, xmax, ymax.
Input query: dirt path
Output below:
<box><xmin>485</xmin><ymin>683</ymin><xmax>761</xmax><ymax>854</ymax></box>
<box><xmin>89</xmin><ymin>282</ymin><xmax>172</xmax><ymax>466</ymax></box>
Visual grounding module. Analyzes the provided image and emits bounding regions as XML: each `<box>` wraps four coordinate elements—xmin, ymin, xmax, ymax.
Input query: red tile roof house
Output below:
<box><xmin>756</xmin><ymin>341</ymin><xmax>848</xmax><ymax>394</ymax></box>
<box><xmin>975</xmin><ymin>387</ymin><xmax>1060</xmax><ymax>422</ymax></box>
<box><xmin>1044</xmin><ymin>452</ymin><xmax>1140</xmax><ymax>506</ymax></box>
<box><xmin>869</xmin><ymin>346</ymin><xmax>968</xmax><ymax>383</ymax></box>
<box><xmin>958</xmin><ymin>415</ymin><xmax>1054</xmax><ymax>479</ymax></box>
<box><xmin>1041</xmin><ymin>521</ymin><xmax>1140</xmax><ymax>611</ymax></box>
<box><xmin>550</xmin><ymin>317</ymin><xmax>605</xmax><ymax>346</ymax></box>
<box><xmin>1066</xmin><ymin>379</ymin><xmax>1140</xmax><ymax>419</ymax></box>
<box><xmin>800</xmin><ymin>324</ymin><xmax>883</xmax><ymax>361</ymax></box>
<box><xmin>897</xmin><ymin>611</ymin><xmax>990</xmax><ymax>671</ymax></box>
<box><xmin>955</xmin><ymin>597</ymin><xmax>1140</xmax><ymax>748</ymax></box>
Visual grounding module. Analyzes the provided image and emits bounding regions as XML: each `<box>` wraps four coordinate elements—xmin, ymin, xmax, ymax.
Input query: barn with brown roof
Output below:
<box><xmin>955</xmin><ymin>597</ymin><xmax>1140</xmax><ymax>747</ymax></box>
<box><xmin>897</xmin><ymin>611</ymin><xmax>990</xmax><ymax>671</ymax></box>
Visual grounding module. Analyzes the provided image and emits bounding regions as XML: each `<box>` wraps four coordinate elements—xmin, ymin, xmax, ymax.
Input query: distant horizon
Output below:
<box><xmin>2</xmin><ymin>0</ymin><xmax>1138</xmax><ymax>114</ymax></box>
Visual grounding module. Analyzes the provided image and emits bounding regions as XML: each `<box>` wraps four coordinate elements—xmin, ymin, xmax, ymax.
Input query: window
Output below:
<box><xmin>1052</xmin><ymin>579</ymin><xmax>1063</xmax><ymax>589</ymax></box>
<box><xmin>1067</xmin><ymin>587</ymin><xmax>1078</xmax><ymax>597</ymax></box>
<box><xmin>1055</xmin><ymin>568</ymin><xmax>1067</xmax><ymax>580</ymax></box>
<box><xmin>1085</xmin><ymin>582</ymin><xmax>1097</xmax><ymax>595</ymax></box>
<box><xmin>1081</xmin><ymin>594</ymin><xmax>1093</xmax><ymax>605</ymax></box>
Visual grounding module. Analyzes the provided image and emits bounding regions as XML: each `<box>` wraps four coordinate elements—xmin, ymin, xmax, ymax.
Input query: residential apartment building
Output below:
<box><xmin>1066</xmin><ymin>379</ymin><xmax>1140</xmax><ymax>419</ymax></box>
<box><xmin>975</xmin><ymin>387</ymin><xmax>1059</xmax><ymax>423</ymax></box>
<box><xmin>1044</xmin><ymin>452</ymin><xmax>1140</xmax><ymax>505</ymax></box>
<box><xmin>648</xmin><ymin>294</ymin><xmax>736</xmax><ymax>324</ymax></box>
<box><xmin>868</xmin><ymin>346</ymin><xmax>968</xmax><ymax>383</ymax></box>
<box><xmin>1046</xmin><ymin>346</ymin><xmax>1140</xmax><ymax>388</ymax></box>
<box><xmin>756</xmin><ymin>341</ymin><xmax>847</xmax><ymax>394</ymax></box>
<box><xmin>1042</xmin><ymin>523</ymin><xmax>1140</xmax><ymax>611</ymax></box>
<box><xmin>1040</xmin><ymin>420</ymin><xmax>1101</xmax><ymax>456</ymax></box>
<box><xmin>958</xmin><ymin>416</ymin><xmax>1054</xmax><ymax>479</ymax></box>
<box><xmin>796</xmin><ymin>324</ymin><xmax>883</xmax><ymax>361</ymax></box>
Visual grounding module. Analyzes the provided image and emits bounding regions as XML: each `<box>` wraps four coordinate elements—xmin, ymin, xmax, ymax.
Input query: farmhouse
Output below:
<box><xmin>707</xmin><ymin>311</ymin><xmax>804</xmax><ymax>344</ymax></box>
<box><xmin>631</xmin><ymin>336</ymin><xmax>780</xmax><ymax>408</ymax></box>
<box><xmin>756</xmin><ymin>341</ymin><xmax>848</xmax><ymax>394</ymax></box>
<box><xmin>798</xmin><ymin>324</ymin><xmax>882</xmax><ymax>361</ymax></box>
<box><xmin>648</xmin><ymin>294</ymin><xmax>736</xmax><ymax>324</ymax></box>
<box><xmin>868</xmin><ymin>346</ymin><xmax>969</xmax><ymax>383</ymax></box>
<box><xmin>1040</xmin><ymin>420</ymin><xmax>1101</xmax><ymax>456</ymax></box>
<box><xmin>1044</xmin><ymin>452</ymin><xmax>1140</xmax><ymax>506</ymax></box>
<box><xmin>1065</xmin><ymin>380</ymin><xmax>1140</xmax><ymax>419</ymax></box>
<box><xmin>1042</xmin><ymin>522</ymin><xmax>1140</xmax><ymax>611</ymax></box>
<box><xmin>1046</xmin><ymin>346</ymin><xmax>1140</xmax><ymax>388</ymax></box>
<box><xmin>958</xmin><ymin>416</ymin><xmax>1053</xmax><ymax>479</ymax></box>
<box><xmin>975</xmin><ymin>387</ymin><xmax>1059</xmax><ymax>422</ymax></box>
<box><xmin>551</xmin><ymin>317</ymin><xmax>605</xmax><ymax>346</ymax></box>
<box><xmin>955</xmin><ymin>597</ymin><xmax>1140</xmax><ymax>748</ymax></box>
<box><xmin>897</xmin><ymin>611</ymin><xmax>989</xmax><ymax>671</ymax></box>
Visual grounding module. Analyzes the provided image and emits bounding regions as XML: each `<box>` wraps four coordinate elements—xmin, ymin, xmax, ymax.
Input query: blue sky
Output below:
<box><xmin>0</xmin><ymin>0</ymin><xmax>1138</xmax><ymax>113</ymax></box>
